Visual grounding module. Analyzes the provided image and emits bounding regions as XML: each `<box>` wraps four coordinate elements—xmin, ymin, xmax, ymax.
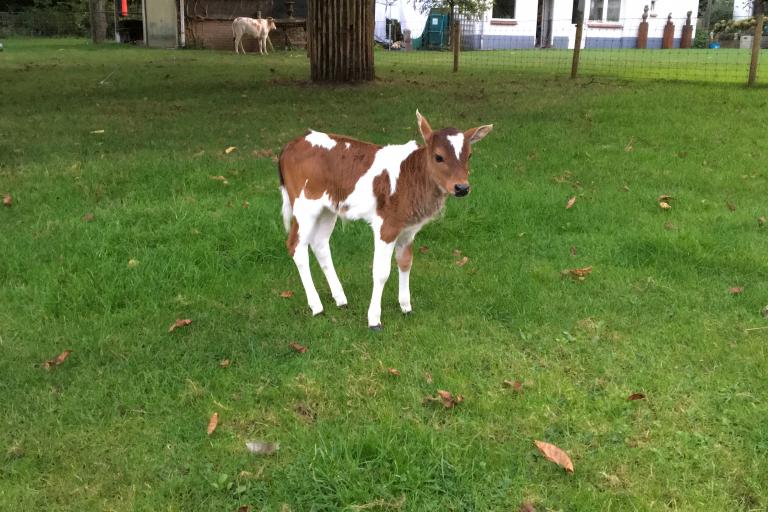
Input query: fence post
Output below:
<box><xmin>748</xmin><ymin>7</ymin><xmax>764</xmax><ymax>87</ymax></box>
<box><xmin>571</xmin><ymin>11</ymin><xmax>583</xmax><ymax>79</ymax></box>
<box><xmin>452</xmin><ymin>16</ymin><xmax>460</xmax><ymax>72</ymax></box>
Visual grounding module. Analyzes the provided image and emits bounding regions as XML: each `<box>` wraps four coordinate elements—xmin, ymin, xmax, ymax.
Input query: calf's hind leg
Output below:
<box><xmin>287</xmin><ymin>206</ymin><xmax>324</xmax><ymax>316</ymax></box>
<box><xmin>310</xmin><ymin>210</ymin><xmax>348</xmax><ymax>308</ymax></box>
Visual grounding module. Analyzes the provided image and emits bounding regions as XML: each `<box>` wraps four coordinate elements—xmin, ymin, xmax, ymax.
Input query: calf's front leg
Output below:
<box><xmin>368</xmin><ymin>236</ymin><xmax>395</xmax><ymax>330</ymax></box>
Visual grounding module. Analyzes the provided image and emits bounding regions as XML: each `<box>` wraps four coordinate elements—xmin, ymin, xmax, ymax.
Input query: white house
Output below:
<box><xmin>462</xmin><ymin>0</ymin><xmax>700</xmax><ymax>50</ymax></box>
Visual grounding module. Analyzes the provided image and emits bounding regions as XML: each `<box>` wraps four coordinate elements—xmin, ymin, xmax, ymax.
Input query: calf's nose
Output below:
<box><xmin>454</xmin><ymin>183</ymin><xmax>470</xmax><ymax>197</ymax></box>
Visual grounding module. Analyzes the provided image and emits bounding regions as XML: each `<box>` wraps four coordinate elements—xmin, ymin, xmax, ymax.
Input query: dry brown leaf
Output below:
<box><xmin>82</xmin><ymin>212</ymin><xmax>95</xmax><ymax>222</ymax></box>
<box><xmin>729</xmin><ymin>287</ymin><xmax>744</xmax><ymax>295</ymax></box>
<box><xmin>624</xmin><ymin>137</ymin><xmax>635</xmax><ymax>152</ymax></box>
<box><xmin>659</xmin><ymin>201</ymin><xmax>672</xmax><ymax>210</ymax></box>
<box><xmin>245</xmin><ymin>440</ymin><xmax>279</xmax><ymax>455</ymax></box>
<box><xmin>224</xmin><ymin>146</ymin><xmax>237</xmax><ymax>154</ymax></box>
<box><xmin>253</xmin><ymin>149</ymin><xmax>275</xmax><ymax>158</ymax></box>
<box><xmin>238</xmin><ymin>506</ymin><xmax>252</xmax><ymax>512</ymax></box>
<box><xmin>43</xmin><ymin>350</ymin><xmax>72</xmax><ymax>369</ymax></box>
<box><xmin>569</xmin><ymin>245</ymin><xmax>577</xmax><ymax>257</ymax></box>
<box><xmin>452</xmin><ymin>249</ymin><xmax>462</xmax><ymax>257</ymax></box>
<box><xmin>3</xmin><ymin>194</ymin><xmax>12</xmax><ymax>207</ymax></box>
<box><xmin>562</xmin><ymin>266</ymin><xmax>592</xmax><ymax>280</ymax></box>
<box><xmin>424</xmin><ymin>372</ymin><xmax>433</xmax><ymax>384</ymax></box>
<box><xmin>455</xmin><ymin>256</ymin><xmax>469</xmax><ymax>267</ymax></box>
<box><xmin>658</xmin><ymin>194</ymin><xmax>673</xmax><ymax>202</ymax></box>
<box><xmin>219</xmin><ymin>358</ymin><xmax>231</xmax><ymax>368</ymax></box>
<box><xmin>289</xmin><ymin>342</ymin><xmax>307</xmax><ymax>353</ymax></box>
<box><xmin>431</xmin><ymin>389</ymin><xmax>463</xmax><ymax>408</ymax></box>
<box><xmin>758</xmin><ymin>216</ymin><xmax>766</xmax><ymax>227</ymax></box>
<box><xmin>566</xmin><ymin>196</ymin><xmax>576</xmax><ymax>209</ymax></box>
<box><xmin>242</xmin><ymin>201</ymin><xmax>250</xmax><ymax>208</ymax></box>
<box><xmin>419</xmin><ymin>246</ymin><xmax>429</xmax><ymax>254</ymax></box>
<box><xmin>503</xmin><ymin>380</ymin><xmax>523</xmax><ymax>392</ymax></box>
<box><xmin>627</xmin><ymin>392</ymin><xmax>646</xmax><ymax>401</ymax></box>
<box><xmin>279</xmin><ymin>290</ymin><xmax>294</xmax><ymax>298</ymax></box>
<box><xmin>209</xmin><ymin>175</ymin><xmax>229</xmax><ymax>185</ymax></box>
<box><xmin>207</xmin><ymin>412</ymin><xmax>219</xmax><ymax>435</ymax></box>
<box><xmin>168</xmin><ymin>318</ymin><xmax>192</xmax><ymax>333</ymax></box>
<box><xmin>387</xmin><ymin>368</ymin><xmax>401</xmax><ymax>377</ymax></box>
<box><xmin>519</xmin><ymin>503</ymin><xmax>536</xmax><ymax>512</ymax></box>
<box><xmin>534</xmin><ymin>440</ymin><xmax>574</xmax><ymax>474</ymax></box>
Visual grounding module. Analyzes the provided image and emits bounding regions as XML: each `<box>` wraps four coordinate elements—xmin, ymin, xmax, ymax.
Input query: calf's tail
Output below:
<box><xmin>278</xmin><ymin>154</ymin><xmax>292</xmax><ymax>233</ymax></box>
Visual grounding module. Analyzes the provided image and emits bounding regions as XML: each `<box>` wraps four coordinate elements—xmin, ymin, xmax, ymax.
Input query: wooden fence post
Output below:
<box><xmin>571</xmin><ymin>11</ymin><xmax>583</xmax><ymax>79</ymax></box>
<box><xmin>748</xmin><ymin>7</ymin><xmax>765</xmax><ymax>86</ymax></box>
<box><xmin>452</xmin><ymin>16</ymin><xmax>460</xmax><ymax>72</ymax></box>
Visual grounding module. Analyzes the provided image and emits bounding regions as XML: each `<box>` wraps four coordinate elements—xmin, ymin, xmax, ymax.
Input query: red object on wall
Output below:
<box><xmin>120</xmin><ymin>0</ymin><xmax>128</xmax><ymax>17</ymax></box>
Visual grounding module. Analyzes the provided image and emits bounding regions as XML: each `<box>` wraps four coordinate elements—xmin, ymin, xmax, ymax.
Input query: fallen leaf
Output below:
<box><xmin>3</xmin><ymin>194</ymin><xmax>12</xmax><ymax>207</ymax></box>
<box><xmin>566</xmin><ymin>196</ymin><xmax>576</xmax><ymax>209</ymax></box>
<box><xmin>562</xmin><ymin>266</ymin><xmax>593</xmax><ymax>280</ymax></box>
<box><xmin>127</xmin><ymin>258</ymin><xmax>139</xmax><ymax>268</ymax></box>
<box><xmin>43</xmin><ymin>350</ymin><xmax>72</xmax><ymax>369</ymax></box>
<box><xmin>90</xmin><ymin>129</ymin><xmax>105</xmax><ymax>134</ymax></box>
<box><xmin>424</xmin><ymin>372</ymin><xmax>433</xmax><ymax>384</ymax></box>
<box><xmin>503</xmin><ymin>380</ymin><xmax>523</xmax><ymax>392</ymax></box>
<box><xmin>726</xmin><ymin>201</ymin><xmax>736</xmax><ymax>211</ymax></box>
<box><xmin>623</xmin><ymin>185</ymin><xmax>630</xmax><ymax>192</ymax></box>
<box><xmin>659</xmin><ymin>201</ymin><xmax>672</xmax><ymax>210</ymax></box>
<box><xmin>209</xmin><ymin>175</ymin><xmax>229</xmax><ymax>185</ymax></box>
<box><xmin>253</xmin><ymin>149</ymin><xmax>275</xmax><ymax>158</ymax></box>
<box><xmin>452</xmin><ymin>249</ymin><xmax>462</xmax><ymax>257</ymax></box>
<box><xmin>430</xmin><ymin>389</ymin><xmax>462</xmax><ymax>408</ymax></box>
<box><xmin>419</xmin><ymin>246</ymin><xmax>429</xmax><ymax>254</ymax></box>
<box><xmin>627</xmin><ymin>392</ymin><xmax>646</xmax><ymax>401</ymax></box>
<box><xmin>534</xmin><ymin>440</ymin><xmax>574</xmax><ymax>474</ymax></box>
<box><xmin>519</xmin><ymin>503</ymin><xmax>536</xmax><ymax>512</ymax></box>
<box><xmin>729</xmin><ymin>287</ymin><xmax>744</xmax><ymax>295</ymax></box>
<box><xmin>658</xmin><ymin>194</ymin><xmax>673</xmax><ymax>202</ymax></box>
<box><xmin>82</xmin><ymin>212</ymin><xmax>95</xmax><ymax>222</ymax></box>
<box><xmin>207</xmin><ymin>412</ymin><xmax>219</xmax><ymax>435</ymax></box>
<box><xmin>279</xmin><ymin>290</ymin><xmax>294</xmax><ymax>298</ymax></box>
<box><xmin>455</xmin><ymin>256</ymin><xmax>469</xmax><ymax>267</ymax></box>
<box><xmin>224</xmin><ymin>146</ymin><xmax>237</xmax><ymax>154</ymax></box>
<box><xmin>758</xmin><ymin>216</ymin><xmax>766</xmax><ymax>227</ymax></box>
<box><xmin>624</xmin><ymin>137</ymin><xmax>635</xmax><ymax>152</ymax></box>
<box><xmin>569</xmin><ymin>245</ymin><xmax>577</xmax><ymax>257</ymax></box>
<box><xmin>238</xmin><ymin>506</ymin><xmax>252</xmax><ymax>512</ymax></box>
<box><xmin>245</xmin><ymin>440</ymin><xmax>279</xmax><ymax>455</ymax></box>
<box><xmin>219</xmin><ymin>358</ymin><xmax>231</xmax><ymax>368</ymax></box>
<box><xmin>387</xmin><ymin>368</ymin><xmax>401</xmax><ymax>376</ymax></box>
<box><xmin>600</xmin><ymin>472</ymin><xmax>622</xmax><ymax>487</ymax></box>
<box><xmin>168</xmin><ymin>318</ymin><xmax>192</xmax><ymax>333</ymax></box>
<box><xmin>289</xmin><ymin>342</ymin><xmax>307</xmax><ymax>353</ymax></box>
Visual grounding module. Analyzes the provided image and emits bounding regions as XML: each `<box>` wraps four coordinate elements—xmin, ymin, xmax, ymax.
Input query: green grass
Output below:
<box><xmin>1</xmin><ymin>38</ymin><xmax>768</xmax><ymax>511</ymax></box>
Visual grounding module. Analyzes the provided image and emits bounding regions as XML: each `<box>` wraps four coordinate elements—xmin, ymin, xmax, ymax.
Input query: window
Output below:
<box><xmin>589</xmin><ymin>0</ymin><xmax>620</xmax><ymax>22</ymax></box>
<box><xmin>492</xmin><ymin>0</ymin><xmax>516</xmax><ymax>19</ymax></box>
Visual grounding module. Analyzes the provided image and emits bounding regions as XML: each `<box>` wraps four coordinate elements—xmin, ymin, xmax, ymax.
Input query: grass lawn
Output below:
<box><xmin>2</xmin><ymin>38</ymin><xmax>768</xmax><ymax>511</ymax></box>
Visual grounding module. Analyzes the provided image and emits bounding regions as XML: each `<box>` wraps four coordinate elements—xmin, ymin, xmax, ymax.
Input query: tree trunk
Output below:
<box><xmin>308</xmin><ymin>0</ymin><xmax>374</xmax><ymax>82</ymax></box>
<box><xmin>90</xmin><ymin>0</ymin><xmax>107</xmax><ymax>43</ymax></box>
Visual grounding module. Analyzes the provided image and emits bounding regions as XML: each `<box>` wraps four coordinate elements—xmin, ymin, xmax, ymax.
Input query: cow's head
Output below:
<box><xmin>266</xmin><ymin>17</ymin><xmax>277</xmax><ymax>31</ymax></box>
<box><xmin>416</xmin><ymin>110</ymin><xmax>493</xmax><ymax>198</ymax></box>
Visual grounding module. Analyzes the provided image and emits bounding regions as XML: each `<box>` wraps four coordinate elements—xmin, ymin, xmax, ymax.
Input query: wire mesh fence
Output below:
<box><xmin>374</xmin><ymin>12</ymin><xmax>768</xmax><ymax>84</ymax></box>
<box><xmin>0</xmin><ymin>6</ymin><xmax>143</xmax><ymax>41</ymax></box>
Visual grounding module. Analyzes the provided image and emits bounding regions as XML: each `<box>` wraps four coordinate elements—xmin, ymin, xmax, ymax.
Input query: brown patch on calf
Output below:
<box><xmin>396</xmin><ymin>243</ymin><xmax>413</xmax><ymax>271</ymax></box>
<box><xmin>286</xmin><ymin>219</ymin><xmax>299</xmax><ymax>256</ymax></box>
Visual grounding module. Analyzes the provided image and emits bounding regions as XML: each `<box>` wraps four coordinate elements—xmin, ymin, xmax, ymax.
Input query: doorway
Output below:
<box><xmin>536</xmin><ymin>0</ymin><xmax>553</xmax><ymax>48</ymax></box>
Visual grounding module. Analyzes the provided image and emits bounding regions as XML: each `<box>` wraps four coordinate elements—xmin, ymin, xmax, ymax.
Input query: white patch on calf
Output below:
<box><xmin>339</xmin><ymin>141</ymin><xmax>418</xmax><ymax>221</ymax></box>
<box><xmin>305</xmin><ymin>130</ymin><xmax>337</xmax><ymax>150</ymax></box>
<box><xmin>345</xmin><ymin>142</ymin><xmax>351</xmax><ymax>150</ymax></box>
<box><xmin>447</xmin><ymin>133</ymin><xmax>464</xmax><ymax>160</ymax></box>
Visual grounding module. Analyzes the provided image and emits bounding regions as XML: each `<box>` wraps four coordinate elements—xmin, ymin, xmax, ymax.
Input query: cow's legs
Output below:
<box><xmin>288</xmin><ymin>200</ymin><xmax>324</xmax><ymax>316</ymax></box>
<box><xmin>395</xmin><ymin>239</ymin><xmax>414</xmax><ymax>314</ymax></box>
<box><xmin>368</xmin><ymin>227</ymin><xmax>395</xmax><ymax>330</ymax></box>
<box><xmin>234</xmin><ymin>34</ymin><xmax>240</xmax><ymax>54</ymax></box>
<box><xmin>310</xmin><ymin>210</ymin><xmax>348</xmax><ymax>308</ymax></box>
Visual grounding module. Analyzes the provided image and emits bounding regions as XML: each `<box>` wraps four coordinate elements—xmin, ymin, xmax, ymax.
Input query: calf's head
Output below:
<box><xmin>266</xmin><ymin>17</ymin><xmax>277</xmax><ymax>31</ymax></box>
<box><xmin>416</xmin><ymin>110</ymin><xmax>493</xmax><ymax>197</ymax></box>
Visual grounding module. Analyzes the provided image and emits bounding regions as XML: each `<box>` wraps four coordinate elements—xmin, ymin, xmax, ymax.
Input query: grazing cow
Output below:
<box><xmin>278</xmin><ymin>111</ymin><xmax>493</xmax><ymax>329</ymax></box>
<box><xmin>232</xmin><ymin>17</ymin><xmax>276</xmax><ymax>55</ymax></box>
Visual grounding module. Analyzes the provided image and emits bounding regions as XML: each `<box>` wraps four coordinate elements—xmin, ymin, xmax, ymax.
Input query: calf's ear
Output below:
<box><xmin>465</xmin><ymin>124</ymin><xmax>494</xmax><ymax>145</ymax></box>
<box><xmin>416</xmin><ymin>110</ymin><xmax>432</xmax><ymax>143</ymax></box>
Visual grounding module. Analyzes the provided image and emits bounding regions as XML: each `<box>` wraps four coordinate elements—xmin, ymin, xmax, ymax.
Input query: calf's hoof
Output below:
<box><xmin>369</xmin><ymin>324</ymin><xmax>383</xmax><ymax>332</ymax></box>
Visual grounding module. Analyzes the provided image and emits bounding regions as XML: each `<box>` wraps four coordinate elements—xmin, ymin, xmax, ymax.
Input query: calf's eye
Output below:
<box><xmin>435</xmin><ymin>154</ymin><xmax>444</xmax><ymax>163</ymax></box>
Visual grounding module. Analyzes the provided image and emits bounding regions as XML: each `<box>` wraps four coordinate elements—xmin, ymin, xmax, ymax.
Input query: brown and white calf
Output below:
<box><xmin>232</xmin><ymin>17</ymin><xmax>276</xmax><ymax>55</ymax></box>
<box><xmin>278</xmin><ymin>111</ymin><xmax>493</xmax><ymax>329</ymax></box>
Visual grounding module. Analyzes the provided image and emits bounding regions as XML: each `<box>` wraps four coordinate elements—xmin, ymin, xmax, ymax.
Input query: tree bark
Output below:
<box><xmin>308</xmin><ymin>0</ymin><xmax>374</xmax><ymax>82</ymax></box>
<box><xmin>90</xmin><ymin>0</ymin><xmax>107</xmax><ymax>43</ymax></box>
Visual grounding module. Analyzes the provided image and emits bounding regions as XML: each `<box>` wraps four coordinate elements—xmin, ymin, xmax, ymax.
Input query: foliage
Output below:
<box><xmin>712</xmin><ymin>16</ymin><xmax>759</xmax><ymax>34</ymax></box>
<box><xmin>693</xmin><ymin>28</ymin><xmax>709</xmax><ymax>47</ymax></box>
<box><xmin>417</xmin><ymin>0</ymin><xmax>492</xmax><ymax>17</ymax></box>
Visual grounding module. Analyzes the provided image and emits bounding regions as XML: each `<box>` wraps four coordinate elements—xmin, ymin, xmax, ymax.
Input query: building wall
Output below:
<box><xmin>144</xmin><ymin>0</ymin><xmax>178</xmax><ymax>47</ymax></box>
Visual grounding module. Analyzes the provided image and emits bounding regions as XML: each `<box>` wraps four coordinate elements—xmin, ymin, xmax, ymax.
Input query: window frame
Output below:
<box><xmin>588</xmin><ymin>0</ymin><xmax>621</xmax><ymax>23</ymax></box>
<box><xmin>491</xmin><ymin>0</ymin><xmax>517</xmax><ymax>21</ymax></box>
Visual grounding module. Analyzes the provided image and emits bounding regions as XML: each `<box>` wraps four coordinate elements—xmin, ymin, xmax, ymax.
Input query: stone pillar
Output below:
<box><xmin>680</xmin><ymin>11</ymin><xmax>693</xmax><ymax>48</ymax></box>
<box><xmin>637</xmin><ymin>5</ymin><xmax>649</xmax><ymax>49</ymax></box>
<box><xmin>662</xmin><ymin>13</ymin><xmax>675</xmax><ymax>49</ymax></box>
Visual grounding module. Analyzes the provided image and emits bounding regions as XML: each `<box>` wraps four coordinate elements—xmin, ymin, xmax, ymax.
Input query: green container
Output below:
<box><xmin>424</xmin><ymin>11</ymin><xmax>449</xmax><ymax>49</ymax></box>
